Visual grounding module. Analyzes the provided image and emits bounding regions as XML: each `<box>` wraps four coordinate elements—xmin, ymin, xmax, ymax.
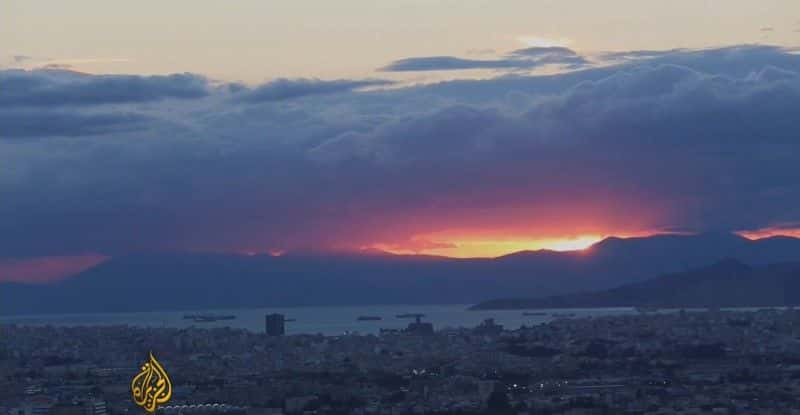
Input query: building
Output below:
<box><xmin>474</xmin><ymin>318</ymin><xmax>503</xmax><ymax>336</ymax></box>
<box><xmin>86</xmin><ymin>399</ymin><xmax>107</xmax><ymax>415</ymax></box>
<box><xmin>405</xmin><ymin>315</ymin><xmax>434</xmax><ymax>335</ymax></box>
<box><xmin>265</xmin><ymin>313</ymin><xmax>285</xmax><ymax>336</ymax></box>
<box><xmin>158</xmin><ymin>404</ymin><xmax>247</xmax><ymax>415</ymax></box>
<box><xmin>9</xmin><ymin>396</ymin><xmax>55</xmax><ymax>415</ymax></box>
<box><xmin>477</xmin><ymin>380</ymin><xmax>496</xmax><ymax>408</ymax></box>
<box><xmin>284</xmin><ymin>396</ymin><xmax>316</xmax><ymax>414</ymax></box>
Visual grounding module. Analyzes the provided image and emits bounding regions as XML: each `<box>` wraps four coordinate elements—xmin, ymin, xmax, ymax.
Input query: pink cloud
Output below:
<box><xmin>0</xmin><ymin>254</ymin><xmax>107</xmax><ymax>283</ymax></box>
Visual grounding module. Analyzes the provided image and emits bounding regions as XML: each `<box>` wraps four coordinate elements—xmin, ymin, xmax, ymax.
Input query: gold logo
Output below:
<box><xmin>131</xmin><ymin>352</ymin><xmax>173</xmax><ymax>413</ymax></box>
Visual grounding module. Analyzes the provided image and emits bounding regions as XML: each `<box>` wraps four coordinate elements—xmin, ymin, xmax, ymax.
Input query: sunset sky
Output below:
<box><xmin>2</xmin><ymin>1</ymin><xmax>800</xmax><ymax>281</ymax></box>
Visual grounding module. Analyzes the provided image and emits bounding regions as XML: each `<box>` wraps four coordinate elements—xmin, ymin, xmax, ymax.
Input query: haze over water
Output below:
<box><xmin>0</xmin><ymin>305</ymin><xmax>638</xmax><ymax>336</ymax></box>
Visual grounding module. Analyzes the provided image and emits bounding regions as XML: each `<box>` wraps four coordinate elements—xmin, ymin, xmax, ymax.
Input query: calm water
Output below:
<box><xmin>0</xmin><ymin>305</ymin><xmax>639</xmax><ymax>336</ymax></box>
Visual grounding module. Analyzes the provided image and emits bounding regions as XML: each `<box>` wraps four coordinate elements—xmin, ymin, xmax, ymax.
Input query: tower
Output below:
<box><xmin>265</xmin><ymin>313</ymin><xmax>285</xmax><ymax>336</ymax></box>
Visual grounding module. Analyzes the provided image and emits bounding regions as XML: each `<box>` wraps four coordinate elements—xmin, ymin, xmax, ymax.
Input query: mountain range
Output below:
<box><xmin>3</xmin><ymin>233</ymin><xmax>800</xmax><ymax>315</ymax></box>
<box><xmin>470</xmin><ymin>259</ymin><xmax>800</xmax><ymax>310</ymax></box>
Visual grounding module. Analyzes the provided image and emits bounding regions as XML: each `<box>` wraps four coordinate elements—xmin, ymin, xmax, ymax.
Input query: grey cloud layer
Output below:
<box><xmin>0</xmin><ymin>71</ymin><xmax>392</xmax><ymax>139</ymax></box>
<box><xmin>0</xmin><ymin>110</ymin><xmax>150</xmax><ymax>138</ymax></box>
<box><xmin>2</xmin><ymin>45</ymin><xmax>800</xmax><ymax>258</ymax></box>
<box><xmin>380</xmin><ymin>46</ymin><xmax>588</xmax><ymax>72</ymax></box>
<box><xmin>0</xmin><ymin>70</ymin><xmax>210</xmax><ymax>107</ymax></box>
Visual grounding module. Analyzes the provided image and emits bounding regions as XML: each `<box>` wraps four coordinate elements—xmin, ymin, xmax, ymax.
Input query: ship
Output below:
<box><xmin>523</xmin><ymin>311</ymin><xmax>548</xmax><ymax>316</ymax></box>
<box><xmin>396</xmin><ymin>313</ymin><xmax>425</xmax><ymax>319</ymax></box>
<box><xmin>183</xmin><ymin>314</ymin><xmax>237</xmax><ymax>322</ymax></box>
<box><xmin>635</xmin><ymin>306</ymin><xmax>660</xmax><ymax>313</ymax></box>
<box><xmin>357</xmin><ymin>316</ymin><xmax>383</xmax><ymax>321</ymax></box>
<box><xmin>550</xmin><ymin>312</ymin><xmax>576</xmax><ymax>318</ymax></box>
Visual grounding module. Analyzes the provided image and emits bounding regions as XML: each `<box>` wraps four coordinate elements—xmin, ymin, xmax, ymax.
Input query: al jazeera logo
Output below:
<box><xmin>131</xmin><ymin>352</ymin><xmax>173</xmax><ymax>413</ymax></box>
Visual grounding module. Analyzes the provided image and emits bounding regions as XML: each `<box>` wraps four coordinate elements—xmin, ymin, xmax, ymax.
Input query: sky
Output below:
<box><xmin>4</xmin><ymin>0</ymin><xmax>800</xmax><ymax>81</ymax></box>
<box><xmin>2</xmin><ymin>1</ymin><xmax>800</xmax><ymax>281</ymax></box>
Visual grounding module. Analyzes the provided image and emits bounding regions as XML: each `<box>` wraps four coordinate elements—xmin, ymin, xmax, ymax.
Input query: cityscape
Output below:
<box><xmin>4</xmin><ymin>1</ymin><xmax>800</xmax><ymax>414</ymax></box>
<box><xmin>5</xmin><ymin>308</ymin><xmax>800</xmax><ymax>415</ymax></box>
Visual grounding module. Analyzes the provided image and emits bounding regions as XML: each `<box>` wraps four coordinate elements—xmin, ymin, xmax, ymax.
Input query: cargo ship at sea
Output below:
<box><xmin>396</xmin><ymin>313</ymin><xmax>425</xmax><ymax>319</ymax></box>
<box><xmin>357</xmin><ymin>316</ymin><xmax>383</xmax><ymax>321</ymax></box>
<box><xmin>183</xmin><ymin>314</ymin><xmax>237</xmax><ymax>322</ymax></box>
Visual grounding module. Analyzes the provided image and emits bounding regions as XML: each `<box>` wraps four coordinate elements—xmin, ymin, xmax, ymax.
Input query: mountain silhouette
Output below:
<box><xmin>471</xmin><ymin>258</ymin><xmax>800</xmax><ymax>309</ymax></box>
<box><xmin>3</xmin><ymin>233</ymin><xmax>800</xmax><ymax>314</ymax></box>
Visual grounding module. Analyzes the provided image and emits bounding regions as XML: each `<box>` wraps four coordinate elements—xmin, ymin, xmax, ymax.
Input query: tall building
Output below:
<box><xmin>265</xmin><ymin>313</ymin><xmax>285</xmax><ymax>336</ymax></box>
<box><xmin>85</xmin><ymin>399</ymin><xmax>107</xmax><ymax>415</ymax></box>
<box><xmin>477</xmin><ymin>380</ymin><xmax>496</xmax><ymax>406</ymax></box>
<box><xmin>474</xmin><ymin>318</ymin><xmax>503</xmax><ymax>336</ymax></box>
<box><xmin>405</xmin><ymin>315</ymin><xmax>434</xmax><ymax>335</ymax></box>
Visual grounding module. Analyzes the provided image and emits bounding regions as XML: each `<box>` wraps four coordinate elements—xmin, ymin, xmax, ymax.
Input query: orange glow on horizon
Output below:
<box><xmin>371</xmin><ymin>234</ymin><xmax>608</xmax><ymax>258</ymax></box>
<box><xmin>738</xmin><ymin>227</ymin><xmax>800</xmax><ymax>240</ymax></box>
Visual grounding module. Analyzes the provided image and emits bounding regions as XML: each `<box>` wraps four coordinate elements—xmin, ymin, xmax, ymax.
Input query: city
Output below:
<box><xmin>4</xmin><ymin>308</ymin><xmax>800</xmax><ymax>415</ymax></box>
<box><xmin>4</xmin><ymin>1</ymin><xmax>800</xmax><ymax>415</ymax></box>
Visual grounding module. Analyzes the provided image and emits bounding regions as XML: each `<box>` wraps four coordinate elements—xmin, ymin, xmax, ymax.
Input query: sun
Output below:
<box><xmin>541</xmin><ymin>236</ymin><xmax>603</xmax><ymax>251</ymax></box>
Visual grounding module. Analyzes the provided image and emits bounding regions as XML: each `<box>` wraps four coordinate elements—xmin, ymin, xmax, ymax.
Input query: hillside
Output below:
<box><xmin>471</xmin><ymin>259</ymin><xmax>800</xmax><ymax>310</ymax></box>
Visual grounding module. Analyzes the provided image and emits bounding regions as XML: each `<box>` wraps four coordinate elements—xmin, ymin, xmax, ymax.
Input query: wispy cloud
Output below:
<box><xmin>3</xmin><ymin>55</ymin><xmax>132</xmax><ymax>71</ymax></box>
<box><xmin>380</xmin><ymin>46</ymin><xmax>588</xmax><ymax>72</ymax></box>
<box><xmin>234</xmin><ymin>78</ymin><xmax>394</xmax><ymax>103</ymax></box>
<box><xmin>38</xmin><ymin>57</ymin><xmax>132</xmax><ymax>66</ymax></box>
<box><xmin>514</xmin><ymin>35</ymin><xmax>572</xmax><ymax>48</ymax></box>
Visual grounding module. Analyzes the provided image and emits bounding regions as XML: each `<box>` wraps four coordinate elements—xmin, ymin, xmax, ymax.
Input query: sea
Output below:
<box><xmin>0</xmin><ymin>305</ymin><xmax>640</xmax><ymax>336</ymax></box>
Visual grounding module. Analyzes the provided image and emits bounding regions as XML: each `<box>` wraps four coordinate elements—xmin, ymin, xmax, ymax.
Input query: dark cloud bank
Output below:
<box><xmin>2</xmin><ymin>45</ymin><xmax>800</xmax><ymax>260</ymax></box>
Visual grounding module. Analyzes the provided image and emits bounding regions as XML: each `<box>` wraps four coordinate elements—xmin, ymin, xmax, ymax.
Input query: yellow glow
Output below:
<box><xmin>539</xmin><ymin>236</ymin><xmax>603</xmax><ymax>251</ymax></box>
<box><xmin>373</xmin><ymin>235</ymin><xmax>605</xmax><ymax>258</ymax></box>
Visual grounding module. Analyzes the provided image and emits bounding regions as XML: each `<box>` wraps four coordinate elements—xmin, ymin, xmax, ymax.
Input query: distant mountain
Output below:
<box><xmin>4</xmin><ymin>233</ymin><xmax>800</xmax><ymax>315</ymax></box>
<box><xmin>470</xmin><ymin>259</ymin><xmax>800</xmax><ymax>310</ymax></box>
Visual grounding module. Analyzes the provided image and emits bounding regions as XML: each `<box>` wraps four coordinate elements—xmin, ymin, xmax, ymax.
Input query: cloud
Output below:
<box><xmin>0</xmin><ymin>254</ymin><xmax>106</xmax><ymax>283</ymax></box>
<box><xmin>369</xmin><ymin>238</ymin><xmax>457</xmax><ymax>254</ymax></box>
<box><xmin>510</xmin><ymin>46</ymin><xmax>589</xmax><ymax>68</ymax></box>
<box><xmin>2</xmin><ymin>45</ymin><xmax>800</xmax><ymax>269</ymax></box>
<box><xmin>598</xmin><ymin>48</ymin><xmax>689</xmax><ymax>61</ymax></box>
<box><xmin>0</xmin><ymin>69</ymin><xmax>216</xmax><ymax>138</ymax></box>
<box><xmin>234</xmin><ymin>78</ymin><xmax>393</xmax><ymax>103</ymax></box>
<box><xmin>0</xmin><ymin>69</ymin><xmax>211</xmax><ymax>108</ymax></box>
<box><xmin>597</xmin><ymin>45</ymin><xmax>800</xmax><ymax>77</ymax></box>
<box><xmin>380</xmin><ymin>46</ymin><xmax>588</xmax><ymax>72</ymax></box>
<box><xmin>380</xmin><ymin>56</ymin><xmax>529</xmax><ymax>72</ymax></box>
<box><xmin>39</xmin><ymin>63</ymin><xmax>74</xmax><ymax>70</ymax></box>
<box><xmin>0</xmin><ymin>110</ymin><xmax>151</xmax><ymax>138</ymax></box>
<box><xmin>510</xmin><ymin>46</ymin><xmax>584</xmax><ymax>59</ymax></box>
